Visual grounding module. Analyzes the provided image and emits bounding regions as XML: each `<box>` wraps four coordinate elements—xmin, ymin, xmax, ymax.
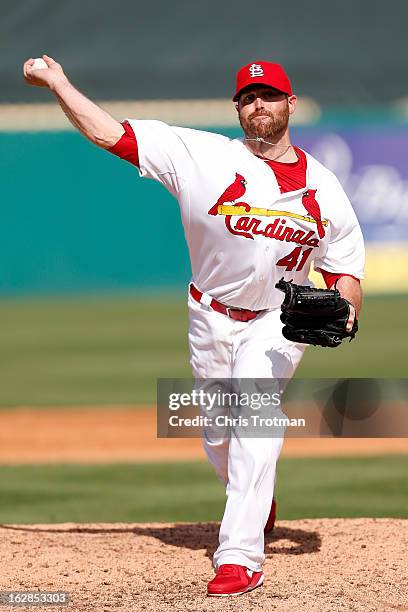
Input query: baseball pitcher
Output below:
<box><xmin>23</xmin><ymin>56</ymin><xmax>364</xmax><ymax>597</ymax></box>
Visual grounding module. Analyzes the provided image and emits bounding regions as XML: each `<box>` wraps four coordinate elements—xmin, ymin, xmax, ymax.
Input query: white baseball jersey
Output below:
<box><xmin>128</xmin><ymin>119</ymin><xmax>364</xmax><ymax>311</ymax></box>
<box><xmin>123</xmin><ymin>118</ymin><xmax>365</xmax><ymax>572</ymax></box>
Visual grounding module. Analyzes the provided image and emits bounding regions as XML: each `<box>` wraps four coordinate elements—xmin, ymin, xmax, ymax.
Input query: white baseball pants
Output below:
<box><xmin>188</xmin><ymin>291</ymin><xmax>305</xmax><ymax>571</ymax></box>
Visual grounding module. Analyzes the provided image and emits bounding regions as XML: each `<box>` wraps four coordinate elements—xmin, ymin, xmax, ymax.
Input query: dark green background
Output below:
<box><xmin>2</xmin><ymin>0</ymin><xmax>407</xmax><ymax>106</ymax></box>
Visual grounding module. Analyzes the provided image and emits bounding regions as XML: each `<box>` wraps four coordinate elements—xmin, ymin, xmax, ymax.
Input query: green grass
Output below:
<box><xmin>0</xmin><ymin>456</ymin><xmax>406</xmax><ymax>524</ymax></box>
<box><xmin>0</xmin><ymin>294</ymin><xmax>190</xmax><ymax>406</ymax></box>
<box><xmin>0</xmin><ymin>293</ymin><xmax>406</xmax><ymax>406</ymax></box>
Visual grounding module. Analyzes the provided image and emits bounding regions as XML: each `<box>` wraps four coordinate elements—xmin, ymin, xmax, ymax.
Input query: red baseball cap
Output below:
<box><xmin>233</xmin><ymin>61</ymin><xmax>292</xmax><ymax>102</ymax></box>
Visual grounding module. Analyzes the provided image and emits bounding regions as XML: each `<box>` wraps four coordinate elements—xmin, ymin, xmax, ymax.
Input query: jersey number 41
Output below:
<box><xmin>276</xmin><ymin>247</ymin><xmax>313</xmax><ymax>272</ymax></box>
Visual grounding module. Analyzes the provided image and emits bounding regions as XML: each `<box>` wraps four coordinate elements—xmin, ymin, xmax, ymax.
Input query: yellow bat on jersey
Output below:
<box><xmin>216</xmin><ymin>205</ymin><xmax>329</xmax><ymax>226</ymax></box>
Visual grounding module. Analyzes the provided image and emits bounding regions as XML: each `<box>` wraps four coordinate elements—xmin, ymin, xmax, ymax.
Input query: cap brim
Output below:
<box><xmin>233</xmin><ymin>82</ymin><xmax>288</xmax><ymax>102</ymax></box>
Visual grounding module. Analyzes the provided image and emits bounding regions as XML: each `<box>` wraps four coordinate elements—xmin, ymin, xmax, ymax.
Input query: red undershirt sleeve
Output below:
<box><xmin>318</xmin><ymin>268</ymin><xmax>361</xmax><ymax>289</ymax></box>
<box><xmin>107</xmin><ymin>120</ymin><xmax>139</xmax><ymax>167</ymax></box>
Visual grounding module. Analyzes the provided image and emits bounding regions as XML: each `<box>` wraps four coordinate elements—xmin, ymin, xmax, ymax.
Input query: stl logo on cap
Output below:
<box><xmin>249</xmin><ymin>63</ymin><xmax>264</xmax><ymax>78</ymax></box>
<box><xmin>232</xmin><ymin>60</ymin><xmax>292</xmax><ymax>101</ymax></box>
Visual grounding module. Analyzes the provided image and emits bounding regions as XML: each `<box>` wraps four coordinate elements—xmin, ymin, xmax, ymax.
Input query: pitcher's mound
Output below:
<box><xmin>1</xmin><ymin>518</ymin><xmax>406</xmax><ymax>611</ymax></box>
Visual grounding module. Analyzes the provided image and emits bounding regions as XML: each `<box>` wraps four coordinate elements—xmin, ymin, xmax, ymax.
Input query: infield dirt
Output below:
<box><xmin>0</xmin><ymin>406</ymin><xmax>406</xmax><ymax>463</ymax></box>
<box><xmin>0</xmin><ymin>518</ymin><xmax>407</xmax><ymax>612</ymax></box>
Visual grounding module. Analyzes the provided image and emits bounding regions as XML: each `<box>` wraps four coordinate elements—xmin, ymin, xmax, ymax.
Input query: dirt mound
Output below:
<box><xmin>0</xmin><ymin>519</ymin><xmax>406</xmax><ymax>612</ymax></box>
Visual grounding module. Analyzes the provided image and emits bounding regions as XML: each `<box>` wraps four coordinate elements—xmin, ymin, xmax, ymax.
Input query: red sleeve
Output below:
<box><xmin>107</xmin><ymin>120</ymin><xmax>139</xmax><ymax>167</ymax></box>
<box><xmin>318</xmin><ymin>269</ymin><xmax>361</xmax><ymax>289</ymax></box>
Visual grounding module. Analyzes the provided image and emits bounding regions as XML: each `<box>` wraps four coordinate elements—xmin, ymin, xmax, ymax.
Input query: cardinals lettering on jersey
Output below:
<box><xmin>208</xmin><ymin>180</ymin><xmax>326</xmax><ymax>245</ymax></box>
<box><xmin>224</xmin><ymin>213</ymin><xmax>319</xmax><ymax>245</ymax></box>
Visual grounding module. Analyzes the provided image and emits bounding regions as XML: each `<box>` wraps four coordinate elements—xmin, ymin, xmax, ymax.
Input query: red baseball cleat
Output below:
<box><xmin>264</xmin><ymin>497</ymin><xmax>277</xmax><ymax>534</ymax></box>
<box><xmin>207</xmin><ymin>564</ymin><xmax>264</xmax><ymax>597</ymax></box>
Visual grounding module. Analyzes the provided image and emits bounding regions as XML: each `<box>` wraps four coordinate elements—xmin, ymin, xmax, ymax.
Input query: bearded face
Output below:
<box><xmin>238</xmin><ymin>91</ymin><xmax>290</xmax><ymax>140</ymax></box>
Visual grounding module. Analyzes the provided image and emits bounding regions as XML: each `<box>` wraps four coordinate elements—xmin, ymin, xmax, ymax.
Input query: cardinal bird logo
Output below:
<box><xmin>302</xmin><ymin>189</ymin><xmax>325</xmax><ymax>239</ymax></box>
<box><xmin>208</xmin><ymin>173</ymin><xmax>247</xmax><ymax>215</ymax></box>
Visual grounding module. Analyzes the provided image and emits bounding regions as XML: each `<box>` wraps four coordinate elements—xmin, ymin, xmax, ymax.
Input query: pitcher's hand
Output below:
<box><xmin>23</xmin><ymin>55</ymin><xmax>69</xmax><ymax>91</ymax></box>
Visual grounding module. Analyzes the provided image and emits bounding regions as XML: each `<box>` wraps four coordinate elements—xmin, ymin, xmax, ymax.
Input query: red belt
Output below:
<box><xmin>189</xmin><ymin>283</ymin><xmax>266</xmax><ymax>322</ymax></box>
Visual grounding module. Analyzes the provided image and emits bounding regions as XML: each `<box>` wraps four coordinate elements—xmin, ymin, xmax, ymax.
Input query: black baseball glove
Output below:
<box><xmin>275</xmin><ymin>278</ymin><xmax>358</xmax><ymax>348</ymax></box>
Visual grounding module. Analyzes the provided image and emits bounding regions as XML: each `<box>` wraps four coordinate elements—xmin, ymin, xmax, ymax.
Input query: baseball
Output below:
<box><xmin>32</xmin><ymin>58</ymin><xmax>48</xmax><ymax>70</ymax></box>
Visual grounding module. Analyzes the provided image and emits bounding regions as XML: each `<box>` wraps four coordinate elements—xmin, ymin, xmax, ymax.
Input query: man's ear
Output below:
<box><xmin>288</xmin><ymin>95</ymin><xmax>297</xmax><ymax>115</ymax></box>
<box><xmin>234</xmin><ymin>103</ymin><xmax>239</xmax><ymax>113</ymax></box>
